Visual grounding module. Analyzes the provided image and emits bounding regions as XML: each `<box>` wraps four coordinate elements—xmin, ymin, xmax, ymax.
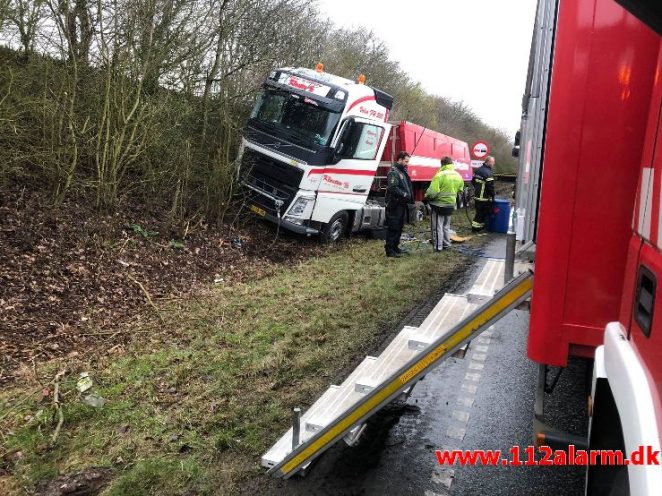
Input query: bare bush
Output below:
<box><xmin>0</xmin><ymin>0</ymin><xmax>517</xmax><ymax>219</ymax></box>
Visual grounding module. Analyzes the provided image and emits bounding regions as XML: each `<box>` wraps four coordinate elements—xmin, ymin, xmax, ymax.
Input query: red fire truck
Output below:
<box><xmin>514</xmin><ymin>0</ymin><xmax>662</xmax><ymax>492</ymax></box>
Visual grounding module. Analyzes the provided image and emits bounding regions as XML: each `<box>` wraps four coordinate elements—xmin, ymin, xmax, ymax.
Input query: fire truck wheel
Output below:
<box><xmin>320</xmin><ymin>212</ymin><xmax>349</xmax><ymax>243</ymax></box>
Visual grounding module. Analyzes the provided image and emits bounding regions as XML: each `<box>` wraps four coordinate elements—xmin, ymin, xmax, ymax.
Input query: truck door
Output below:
<box><xmin>310</xmin><ymin>117</ymin><xmax>390</xmax><ymax>224</ymax></box>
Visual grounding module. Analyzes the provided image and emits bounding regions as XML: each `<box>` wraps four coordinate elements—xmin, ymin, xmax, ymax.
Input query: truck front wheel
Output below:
<box><xmin>320</xmin><ymin>212</ymin><xmax>349</xmax><ymax>243</ymax></box>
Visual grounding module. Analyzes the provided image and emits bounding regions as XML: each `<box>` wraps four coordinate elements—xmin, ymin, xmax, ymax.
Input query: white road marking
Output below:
<box><xmin>464</xmin><ymin>372</ymin><xmax>481</xmax><ymax>382</ymax></box>
<box><xmin>452</xmin><ymin>410</ymin><xmax>470</xmax><ymax>423</ymax></box>
<box><xmin>430</xmin><ymin>287</ymin><xmax>495</xmax><ymax>496</ymax></box>
<box><xmin>461</xmin><ymin>383</ymin><xmax>478</xmax><ymax>394</ymax></box>
<box><xmin>472</xmin><ymin>352</ymin><xmax>487</xmax><ymax>362</ymax></box>
<box><xmin>447</xmin><ymin>425</ymin><xmax>466</xmax><ymax>441</ymax></box>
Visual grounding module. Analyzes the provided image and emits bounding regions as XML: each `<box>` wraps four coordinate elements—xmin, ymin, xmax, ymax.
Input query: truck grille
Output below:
<box><xmin>241</xmin><ymin>148</ymin><xmax>303</xmax><ymax>216</ymax></box>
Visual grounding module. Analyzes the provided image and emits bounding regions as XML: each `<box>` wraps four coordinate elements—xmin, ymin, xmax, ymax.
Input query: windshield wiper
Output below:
<box><xmin>250</xmin><ymin>120</ymin><xmax>276</xmax><ymax>132</ymax></box>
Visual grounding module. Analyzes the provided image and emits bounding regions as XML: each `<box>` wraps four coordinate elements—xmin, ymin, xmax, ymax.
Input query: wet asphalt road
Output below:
<box><xmin>262</xmin><ymin>237</ymin><xmax>590</xmax><ymax>496</ymax></box>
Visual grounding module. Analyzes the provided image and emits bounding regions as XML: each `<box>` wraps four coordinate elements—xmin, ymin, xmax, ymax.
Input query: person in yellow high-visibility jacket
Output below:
<box><xmin>424</xmin><ymin>156</ymin><xmax>465</xmax><ymax>251</ymax></box>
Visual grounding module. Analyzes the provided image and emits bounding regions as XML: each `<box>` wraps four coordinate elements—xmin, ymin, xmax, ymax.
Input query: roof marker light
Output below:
<box><xmin>357</xmin><ymin>74</ymin><xmax>366</xmax><ymax>85</ymax></box>
<box><xmin>315</xmin><ymin>63</ymin><xmax>324</xmax><ymax>73</ymax></box>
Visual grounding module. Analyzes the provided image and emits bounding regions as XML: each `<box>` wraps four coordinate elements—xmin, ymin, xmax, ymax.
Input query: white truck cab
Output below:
<box><xmin>239</xmin><ymin>66</ymin><xmax>393</xmax><ymax>241</ymax></box>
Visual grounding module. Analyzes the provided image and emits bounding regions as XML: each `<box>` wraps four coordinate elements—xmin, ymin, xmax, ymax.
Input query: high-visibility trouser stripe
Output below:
<box><xmin>431</xmin><ymin>212</ymin><xmax>439</xmax><ymax>248</ymax></box>
<box><xmin>272</xmin><ymin>271</ymin><xmax>534</xmax><ymax>478</ymax></box>
<box><xmin>472</xmin><ymin>221</ymin><xmax>484</xmax><ymax>228</ymax></box>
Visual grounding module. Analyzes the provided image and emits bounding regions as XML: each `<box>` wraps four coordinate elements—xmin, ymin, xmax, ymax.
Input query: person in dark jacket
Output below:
<box><xmin>385</xmin><ymin>151</ymin><xmax>414</xmax><ymax>257</ymax></box>
<box><xmin>471</xmin><ymin>156</ymin><xmax>496</xmax><ymax>232</ymax></box>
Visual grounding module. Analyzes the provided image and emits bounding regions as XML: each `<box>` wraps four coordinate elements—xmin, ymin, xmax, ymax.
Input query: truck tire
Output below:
<box><xmin>320</xmin><ymin>211</ymin><xmax>348</xmax><ymax>243</ymax></box>
<box><xmin>586</xmin><ymin>378</ymin><xmax>629</xmax><ymax>495</ymax></box>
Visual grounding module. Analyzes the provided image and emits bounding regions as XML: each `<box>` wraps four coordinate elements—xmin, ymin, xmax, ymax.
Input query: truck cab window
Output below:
<box><xmin>338</xmin><ymin>122</ymin><xmax>384</xmax><ymax>160</ymax></box>
<box><xmin>249</xmin><ymin>89</ymin><xmax>341</xmax><ymax>146</ymax></box>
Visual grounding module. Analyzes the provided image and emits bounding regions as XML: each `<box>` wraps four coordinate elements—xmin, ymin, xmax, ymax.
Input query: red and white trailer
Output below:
<box><xmin>382</xmin><ymin>121</ymin><xmax>472</xmax><ymax>185</ymax></box>
<box><xmin>378</xmin><ymin>121</ymin><xmax>472</xmax><ymax>201</ymax></box>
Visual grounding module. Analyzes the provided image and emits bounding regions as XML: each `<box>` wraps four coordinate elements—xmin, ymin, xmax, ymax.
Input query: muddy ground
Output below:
<box><xmin>1</xmin><ymin>180</ymin><xmax>515</xmax><ymax>385</ymax></box>
<box><xmin>0</xmin><ymin>187</ymin><xmax>328</xmax><ymax>385</ymax></box>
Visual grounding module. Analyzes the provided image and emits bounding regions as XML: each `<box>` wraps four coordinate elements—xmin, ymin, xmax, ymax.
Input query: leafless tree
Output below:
<box><xmin>6</xmin><ymin>0</ymin><xmax>44</xmax><ymax>55</ymax></box>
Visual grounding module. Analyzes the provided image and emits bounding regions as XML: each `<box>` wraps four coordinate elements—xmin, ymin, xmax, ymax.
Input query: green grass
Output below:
<box><xmin>0</xmin><ymin>214</ymin><xmax>482</xmax><ymax>495</ymax></box>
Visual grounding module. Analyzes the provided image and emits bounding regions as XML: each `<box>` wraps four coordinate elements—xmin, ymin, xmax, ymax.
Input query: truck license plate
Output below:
<box><xmin>250</xmin><ymin>204</ymin><xmax>266</xmax><ymax>217</ymax></box>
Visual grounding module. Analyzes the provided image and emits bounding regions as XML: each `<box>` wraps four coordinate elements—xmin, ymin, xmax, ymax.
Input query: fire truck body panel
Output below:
<box><xmin>518</xmin><ymin>1</ymin><xmax>662</xmax><ymax>491</ymax></box>
<box><xmin>522</xmin><ymin>0</ymin><xmax>659</xmax><ymax>366</ymax></box>
<box><xmin>616</xmin><ymin>41</ymin><xmax>662</xmax><ymax>445</ymax></box>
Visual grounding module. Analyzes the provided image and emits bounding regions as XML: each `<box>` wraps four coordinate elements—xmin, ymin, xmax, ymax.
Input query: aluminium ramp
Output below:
<box><xmin>264</xmin><ymin>269</ymin><xmax>534</xmax><ymax>478</ymax></box>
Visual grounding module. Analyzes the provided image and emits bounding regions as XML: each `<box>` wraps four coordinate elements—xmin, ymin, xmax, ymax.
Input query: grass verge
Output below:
<box><xmin>0</xmin><ymin>215</ymin><xmax>483</xmax><ymax>495</ymax></box>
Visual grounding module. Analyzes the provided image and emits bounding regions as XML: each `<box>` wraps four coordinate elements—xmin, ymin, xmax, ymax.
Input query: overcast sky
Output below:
<box><xmin>315</xmin><ymin>0</ymin><xmax>538</xmax><ymax>137</ymax></box>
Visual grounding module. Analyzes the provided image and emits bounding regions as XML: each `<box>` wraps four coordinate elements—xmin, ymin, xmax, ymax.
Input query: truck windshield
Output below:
<box><xmin>250</xmin><ymin>89</ymin><xmax>341</xmax><ymax>147</ymax></box>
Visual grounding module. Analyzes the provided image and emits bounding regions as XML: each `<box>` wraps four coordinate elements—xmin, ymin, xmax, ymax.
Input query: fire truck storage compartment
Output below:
<box><xmin>526</xmin><ymin>0</ymin><xmax>660</xmax><ymax>367</ymax></box>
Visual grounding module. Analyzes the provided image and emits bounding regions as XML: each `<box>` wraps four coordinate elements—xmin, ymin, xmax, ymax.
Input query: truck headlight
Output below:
<box><xmin>288</xmin><ymin>196</ymin><xmax>314</xmax><ymax>216</ymax></box>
